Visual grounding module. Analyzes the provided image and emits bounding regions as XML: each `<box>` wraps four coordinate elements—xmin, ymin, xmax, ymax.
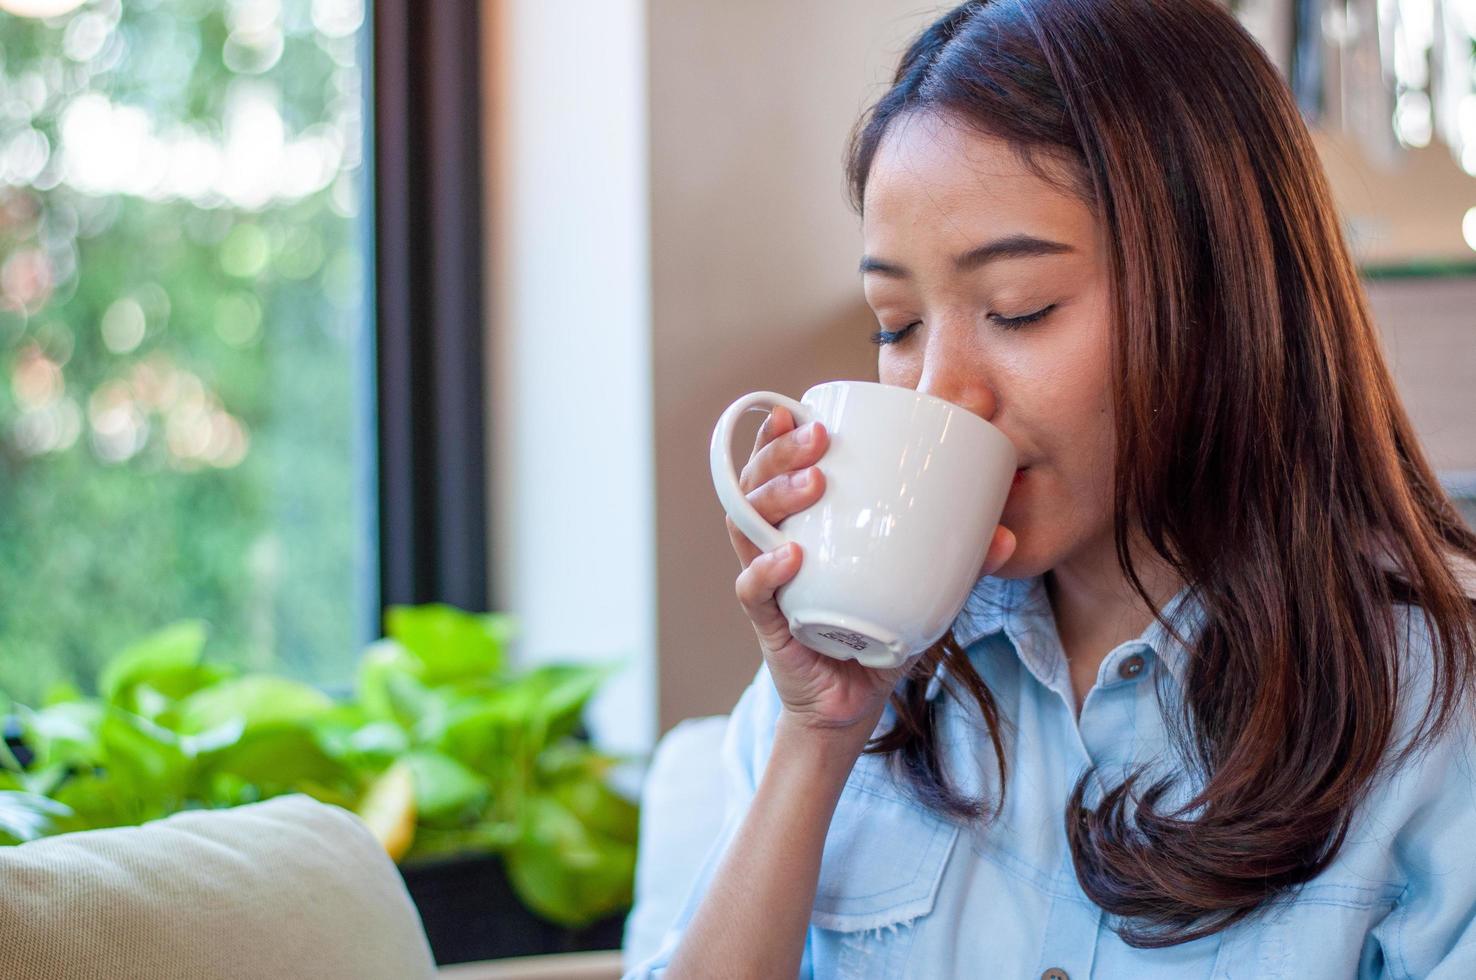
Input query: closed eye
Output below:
<box><xmin>868</xmin><ymin>322</ymin><xmax>918</xmax><ymax>346</ymax></box>
<box><xmin>869</xmin><ymin>304</ymin><xmax>1056</xmax><ymax>346</ymax></box>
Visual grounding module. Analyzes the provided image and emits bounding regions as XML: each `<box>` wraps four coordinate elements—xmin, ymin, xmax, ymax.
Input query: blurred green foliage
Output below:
<box><xmin>0</xmin><ymin>605</ymin><xmax>640</xmax><ymax>929</ymax></box>
<box><xmin>0</xmin><ymin>0</ymin><xmax>371</xmax><ymax>699</ymax></box>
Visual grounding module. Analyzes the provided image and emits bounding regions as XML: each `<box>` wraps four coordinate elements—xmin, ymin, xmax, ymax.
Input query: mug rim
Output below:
<box><xmin>803</xmin><ymin>379</ymin><xmax>1014</xmax><ymax>450</ymax></box>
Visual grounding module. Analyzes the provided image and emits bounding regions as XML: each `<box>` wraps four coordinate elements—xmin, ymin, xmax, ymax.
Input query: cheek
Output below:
<box><xmin>1002</xmin><ymin>319</ymin><xmax>1116</xmax><ymax>535</ymax></box>
<box><xmin>876</xmin><ymin>350</ymin><xmax>918</xmax><ymax>388</ymax></box>
<box><xmin>1030</xmin><ymin>311</ymin><xmax>1113</xmax><ymax>451</ymax></box>
<box><xmin>1045</xmin><ymin>362</ymin><xmax>1113</xmax><ymax>470</ymax></box>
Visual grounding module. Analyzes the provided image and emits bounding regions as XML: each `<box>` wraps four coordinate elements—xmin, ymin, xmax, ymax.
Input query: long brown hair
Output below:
<box><xmin>847</xmin><ymin>0</ymin><xmax>1476</xmax><ymax>947</ymax></box>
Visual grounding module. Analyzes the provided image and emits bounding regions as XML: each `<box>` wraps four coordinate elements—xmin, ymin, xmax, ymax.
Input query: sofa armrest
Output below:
<box><xmin>437</xmin><ymin>950</ymin><xmax>623</xmax><ymax>979</ymax></box>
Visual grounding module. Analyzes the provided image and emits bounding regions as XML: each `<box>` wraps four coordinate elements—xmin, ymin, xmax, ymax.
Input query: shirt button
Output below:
<box><xmin>1118</xmin><ymin>652</ymin><xmax>1146</xmax><ymax>680</ymax></box>
<box><xmin>1042</xmin><ymin>969</ymin><xmax>1070</xmax><ymax>980</ymax></box>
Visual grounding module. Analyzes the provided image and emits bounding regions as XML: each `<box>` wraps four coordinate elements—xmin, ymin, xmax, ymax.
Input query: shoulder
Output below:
<box><xmin>1361</xmin><ymin>539</ymin><xmax>1476</xmax><ymax>743</ymax></box>
<box><xmin>1373</xmin><ymin>586</ymin><xmax>1475</xmax><ymax>782</ymax></box>
<box><xmin>1355</xmin><ymin>588</ymin><xmax>1476</xmax><ymax>872</ymax></box>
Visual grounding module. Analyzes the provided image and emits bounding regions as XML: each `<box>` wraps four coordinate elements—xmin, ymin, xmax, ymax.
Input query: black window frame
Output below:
<box><xmin>371</xmin><ymin>0</ymin><xmax>490</xmax><ymax>619</ymax></box>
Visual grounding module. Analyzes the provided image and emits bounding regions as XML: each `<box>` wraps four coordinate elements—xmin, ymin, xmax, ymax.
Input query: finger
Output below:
<box><xmin>739</xmin><ymin>419</ymin><xmax>828</xmax><ymax>494</ymax></box>
<box><xmin>731</xmin><ymin>407</ymin><xmax>799</xmax><ymax>566</ymax></box>
<box><xmin>751</xmin><ymin>406</ymin><xmax>794</xmax><ymax>460</ymax></box>
<box><xmin>746</xmin><ymin>465</ymin><xmax>825</xmax><ymax>530</ymax></box>
<box><xmin>979</xmin><ymin>524</ymin><xmax>1017</xmax><ymax>577</ymax></box>
<box><xmin>735</xmin><ymin>542</ymin><xmax>802</xmax><ymax>648</ymax></box>
<box><xmin>726</xmin><ymin>462</ymin><xmax>824</xmax><ymax>570</ymax></box>
<box><xmin>731</xmin><ymin>408</ymin><xmax>792</xmax><ymax>567</ymax></box>
<box><xmin>729</xmin><ymin>458</ymin><xmax>827</xmax><ymax>570</ymax></box>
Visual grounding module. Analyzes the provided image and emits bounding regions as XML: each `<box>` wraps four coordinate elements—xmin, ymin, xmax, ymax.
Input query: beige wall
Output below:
<box><xmin>1366</xmin><ymin>276</ymin><xmax>1476</xmax><ymax>474</ymax></box>
<box><xmin>1316</xmin><ymin>129</ymin><xmax>1476</xmax><ymax>475</ymax></box>
<box><xmin>1314</xmin><ymin>129</ymin><xmax>1476</xmax><ymax>266</ymax></box>
<box><xmin>648</xmin><ymin>1</ymin><xmax>942</xmax><ymax>730</ymax></box>
<box><xmin>1312</xmin><ymin>130</ymin><xmax>1476</xmax><ymax>473</ymax></box>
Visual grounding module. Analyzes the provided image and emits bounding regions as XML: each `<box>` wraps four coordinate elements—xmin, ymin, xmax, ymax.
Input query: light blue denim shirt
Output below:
<box><xmin>625</xmin><ymin>573</ymin><xmax>1476</xmax><ymax>979</ymax></box>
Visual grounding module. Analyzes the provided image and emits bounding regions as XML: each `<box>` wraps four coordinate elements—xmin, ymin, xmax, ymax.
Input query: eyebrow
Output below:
<box><xmin>859</xmin><ymin>233</ymin><xmax>1075</xmax><ymax>278</ymax></box>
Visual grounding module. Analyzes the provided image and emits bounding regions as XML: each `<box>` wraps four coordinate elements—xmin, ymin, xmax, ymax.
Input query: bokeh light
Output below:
<box><xmin>0</xmin><ymin>0</ymin><xmax>88</xmax><ymax>18</ymax></box>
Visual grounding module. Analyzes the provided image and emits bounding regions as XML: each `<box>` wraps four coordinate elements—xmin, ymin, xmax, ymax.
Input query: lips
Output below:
<box><xmin>1012</xmin><ymin>467</ymin><xmax>1027</xmax><ymax>486</ymax></box>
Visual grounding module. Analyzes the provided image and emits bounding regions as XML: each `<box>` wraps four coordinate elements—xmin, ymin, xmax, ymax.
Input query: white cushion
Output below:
<box><xmin>0</xmin><ymin>794</ymin><xmax>437</xmax><ymax>980</ymax></box>
<box><xmin>621</xmin><ymin>715</ymin><xmax>731</xmax><ymax>969</ymax></box>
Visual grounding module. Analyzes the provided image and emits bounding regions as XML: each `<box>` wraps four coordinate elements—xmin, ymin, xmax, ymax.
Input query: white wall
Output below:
<box><xmin>482</xmin><ymin>0</ymin><xmax>656</xmax><ymax>756</ymax></box>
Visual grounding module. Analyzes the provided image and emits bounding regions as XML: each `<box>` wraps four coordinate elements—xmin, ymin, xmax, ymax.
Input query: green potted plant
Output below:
<box><xmin>0</xmin><ymin>607</ymin><xmax>639</xmax><ymax>963</ymax></box>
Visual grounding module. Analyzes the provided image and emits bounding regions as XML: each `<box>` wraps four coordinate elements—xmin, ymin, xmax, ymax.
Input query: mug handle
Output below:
<box><xmin>709</xmin><ymin>391</ymin><xmax>814</xmax><ymax>555</ymax></box>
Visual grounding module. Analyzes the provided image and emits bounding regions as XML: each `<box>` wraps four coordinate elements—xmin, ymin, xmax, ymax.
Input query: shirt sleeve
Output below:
<box><xmin>622</xmin><ymin>661</ymin><xmax>814</xmax><ymax>979</ymax></box>
<box><xmin>1366</xmin><ymin>609</ymin><xmax>1476</xmax><ymax>978</ymax></box>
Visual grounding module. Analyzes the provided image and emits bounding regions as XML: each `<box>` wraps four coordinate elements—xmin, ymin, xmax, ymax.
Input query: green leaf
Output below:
<box><xmin>347</xmin><ymin>722</ymin><xmax>411</xmax><ymax>759</ymax></box>
<box><xmin>354</xmin><ymin>640</ymin><xmax>422</xmax><ymax>722</ymax></box>
<box><xmin>196</xmin><ymin>726</ymin><xmax>350</xmax><ymax>798</ymax></box>
<box><xmin>438</xmin><ymin>699</ymin><xmax>520</xmax><ymax>771</ymax></box>
<box><xmin>524</xmin><ymin>663</ymin><xmax>615</xmax><ymax>733</ymax></box>
<box><xmin>374</xmin><ymin>671</ymin><xmax>459</xmax><ymax>745</ymax></box>
<box><xmin>51</xmin><ymin>769</ymin><xmax>161</xmax><ymax>831</ymax></box>
<box><xmin>46</xmin><ymin>711</ymin><xmax>196</xmax><ymax>828</ymax></box>
<box><xmin>546</xmin><ymin>765</ymin><xmax>639</xmax><ymax>845</ymax></box>
<box><xmin>504</xmin><ymin>793</ymin><xmax>635</xmax><ymax>927</ymax></box>
<box><xmin>406</xmin><ymin>820</ymin><xmax>520</xmax><ymax>861</ymax></box>
<box><xmin>19</xmin><ymin>701</ymin><xmax>105</xmax><ymax>769</ymax></box>
<box><xmin>0</xmin><ymin>693</ymin><xmax>20</xmax><ymax>774</ymax></box>
<box><xmin>173</xmin><ymin>676</ymin><xmax>334</xmax><ymax>735</ymax></box>
<box><xmin>384</xmin><ymin>605</ymin><xmax>513</xmax><ymax>684</ymax></box>
<box><xmin>178</xmin><ymin>718</ymin><xmax>246</xmax><ymax>757</ymax></box>
<box><xmin>403</xmin><ymin>750</ymin><xmax>489</xmax><ymax>823</ymax></box>
<box><xmin>98</xmin><ymin>622</ymin><xmax>210</xmax><ymax>706</ymax></box>
<box><xmin>0</xmin><ymin>791</ymin><xmax>73</xmax><ymax>844</ymax></box>
<box><xmin>41</xmin><ymin>682</ymin><xmax>84</xmax><ymax>706</ymax></box>
<box><xmin>17</xmin><ymin>763</ymin><xmax>69</xmax><ymax>798</ymax></box>
<box><xmin>315</xmin><ymin>717</ymin><xmax>410</xmax><ymax>770</ymax></box>
<box><xmin>98</xmin><ymin>711</ymin><xmax>188</xmax><ymax>794</ymax></box>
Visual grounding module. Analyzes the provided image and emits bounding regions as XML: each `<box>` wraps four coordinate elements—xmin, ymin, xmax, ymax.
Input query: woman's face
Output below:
<box><xmin>861</xmin><ymin>112</ymin><xmax>1115</xmax><ymax>579</ymax></box>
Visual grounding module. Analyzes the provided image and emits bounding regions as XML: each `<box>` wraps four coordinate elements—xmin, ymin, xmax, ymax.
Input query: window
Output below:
<box><xmin>0</xmin><ymin>0</ymin><xmax>376</xmax><ymax>700</ymax></box>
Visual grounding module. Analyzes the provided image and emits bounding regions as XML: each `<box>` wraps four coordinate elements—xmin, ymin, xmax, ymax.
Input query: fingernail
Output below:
<box><xmin>798</xmin><ymin>423</ymin><xmax>816</xmax><ymax>445</ymax></box>
<box><xmin>792</xmin><ymin>468</ymin><xmax>811</xmax><ymax>489</ymax></box>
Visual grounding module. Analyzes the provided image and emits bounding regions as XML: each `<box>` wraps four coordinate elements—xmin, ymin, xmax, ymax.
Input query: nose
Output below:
<box><xmin>914</xmin><ymin>328</ymin><xmax>998</xmax><ymax>421</ymax></box>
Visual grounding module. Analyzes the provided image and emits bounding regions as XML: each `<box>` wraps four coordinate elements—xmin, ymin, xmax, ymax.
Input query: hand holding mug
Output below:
<box><xmin>716</xmin><ymin>381</ymin><xmax>1018</xmax><ymax>736</ymax></box>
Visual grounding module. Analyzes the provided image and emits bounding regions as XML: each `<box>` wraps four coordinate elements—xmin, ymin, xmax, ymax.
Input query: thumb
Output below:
<box><xmin>980</xmin><ymin>524</ymin><xmax>1017</xmax><ymax>577</ymax></box>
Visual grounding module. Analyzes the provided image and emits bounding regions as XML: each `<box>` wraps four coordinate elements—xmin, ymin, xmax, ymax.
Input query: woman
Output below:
<box><xmin>628</xmin><ymin>1</ymin><xmax>1476</xmax><ymax>976</ymax></box>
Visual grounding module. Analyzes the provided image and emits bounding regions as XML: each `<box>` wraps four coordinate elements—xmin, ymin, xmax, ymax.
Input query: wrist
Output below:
<box><xmin>774</xmin><ymin>709</ymin><xmax>874</xmax><ymax>763</ymax></box>
<box><xmin>765</xmin><ymin>715</ymin><xmax>867</xmax><ymax>808</ymax></box>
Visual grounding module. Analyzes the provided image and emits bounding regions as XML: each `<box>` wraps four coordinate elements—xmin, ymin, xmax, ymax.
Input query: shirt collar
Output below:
<box><xmin>951</xmin><ymin>572</ymin><xmax>1206</xmax><ymax>690</ymax></box>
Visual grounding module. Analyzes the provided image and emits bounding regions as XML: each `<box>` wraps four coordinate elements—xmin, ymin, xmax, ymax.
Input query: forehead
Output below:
<box><xmin>862</xmin><ymin>112</ymin><xmax>1094</xmax><ymax>250</ymax></box>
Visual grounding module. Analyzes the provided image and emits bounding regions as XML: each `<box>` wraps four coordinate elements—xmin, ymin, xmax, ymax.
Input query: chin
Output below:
<box><xmin>995</xmin><ymin>480</ymin><xmax>1083</xmax><ymax>580</ymax></box>
<box><xmin>988</xmin><ymin>547</ymin><xmax>1052</xmax><ymax>581</ymax></box>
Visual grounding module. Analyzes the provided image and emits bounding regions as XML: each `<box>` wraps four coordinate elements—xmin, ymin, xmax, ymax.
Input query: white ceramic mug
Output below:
<box><xmin>710</xmin><ymin>380</ymin><xmax>1017</xmax><ymax>669</ymax></box>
